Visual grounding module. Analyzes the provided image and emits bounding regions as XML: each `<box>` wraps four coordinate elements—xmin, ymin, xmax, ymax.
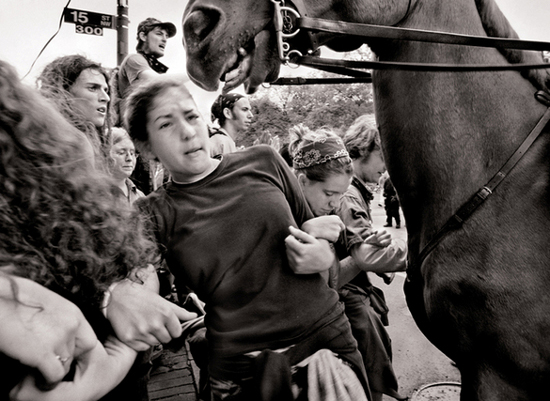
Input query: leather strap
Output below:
<box><xmin>293</xmin><ymin>54</ymin><xmax>550</xmax><ymax>74</ymax></box>
<box><xmin>270</xmin><ymin>76</ymin><xmax>373</xmax><ymax>85</ymax></box>
<box><xmin>407</xmin><ymin>103</ymin><xmax>550</xmax><ymax>281</ymax></box>
<box><xmin>298</xmin><ymin>17</ymin><xmax>550</xmax><ymax>52</ymax></box>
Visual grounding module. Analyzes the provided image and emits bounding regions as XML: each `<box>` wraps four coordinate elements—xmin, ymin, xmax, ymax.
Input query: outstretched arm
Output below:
<box><xmin>104</xmin><ymin>267</ymin><xmax>198</xmax><ymax>351</ymax></box>
<box><xmin>350</xmin><ymin>238</ymin><xmax>407</xmax><ymax>274</ymax></box>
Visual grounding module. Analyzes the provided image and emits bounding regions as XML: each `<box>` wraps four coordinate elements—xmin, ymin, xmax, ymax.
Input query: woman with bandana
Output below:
<box><xmin>289</xmin><ymin>124</ymin><xmax>408</xmax><ymax>401</ymax></box>
<box><xmin>209</xmin><ymin>93</ymin><xmax>253</xmax><ymax>157</ymax></box>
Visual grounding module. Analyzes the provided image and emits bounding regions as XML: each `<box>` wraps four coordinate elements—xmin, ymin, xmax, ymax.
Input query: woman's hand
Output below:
<box><xmin>285</xmin><ymin>226</ymin><xmax>337</xmax><ymax>274</ymax></box>
<box><xmin>10</xmin><ymin>336</ymin><xmax>137</xmax><ymax>401</ymax></box>
<box><xmin>364</xmin><ymin>230</ymin><xmax>392</xmax><ymax>248</ymax></box>
<box><xmin>0</xmin><ymin>275</ymin><xmax>97</xmax><ymax>389</ymax></box>
<box><xmin>300</xmin><ymin>215</ymin><xmax>345</xmax><ymax>243</ymax></box>
<box><xmin>351</xmin><ymin>238</ymin><xmax>408</xmax><ymax>273</ymax></box>
<box><xmin>105</xmin><ymin>278</ymin><xmax>198</xmax><ymax>351</ymax></box>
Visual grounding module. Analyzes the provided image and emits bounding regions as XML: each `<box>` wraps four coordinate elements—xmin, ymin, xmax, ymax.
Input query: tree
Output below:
<box><xmin>243</xmin><ymin>45</ymin><xmax>375</xmax><ymax>146</ymax></box>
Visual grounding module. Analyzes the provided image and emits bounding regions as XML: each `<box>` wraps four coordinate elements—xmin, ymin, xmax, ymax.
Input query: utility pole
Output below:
<box><xmin>117</xmin><ymin>0</ymin><xmax>129</xmax><ymax>65</ymax></box>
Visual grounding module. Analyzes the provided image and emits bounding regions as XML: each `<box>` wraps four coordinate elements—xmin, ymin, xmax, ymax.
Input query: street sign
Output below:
<box><xmin>64</xmin><ymin>8</ymin><xmax>116</xmax><ymax>30</ymax></box>
<box><xmin>75</xmin><ymin>24</ymin><xmax>104</xmax><ymax>36</ymax></box>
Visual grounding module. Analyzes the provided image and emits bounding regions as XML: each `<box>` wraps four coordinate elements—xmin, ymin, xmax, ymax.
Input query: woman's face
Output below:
<box><xmin>110</xmin><ymin>137</ymin><xmax>137</xmax><ymax>180</ymax></box>
<box><xmin>357</xmin><ymin>149</ymin><xmax>386</xmax><ymax>183</ymax></box>
<box><xmin>299</xmin><ymin>172</ymin><xmax>352</xmax><ymax>217</ymax></box>
<box><xmin>145</xmin><ymin>87</ymin><xmax>216</xmax><ymax>183</ymax></box>
<box><xmin>69</xmin><ymin>68</ymin><xmax>110</xmax><ymax>129</ymax></box>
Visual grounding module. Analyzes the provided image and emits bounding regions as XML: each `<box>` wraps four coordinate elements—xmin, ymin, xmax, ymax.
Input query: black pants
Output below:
<box><xmin>385</xmin><ymin>200</ymin><xmax>400</xmax><ymax>226</ymax></box>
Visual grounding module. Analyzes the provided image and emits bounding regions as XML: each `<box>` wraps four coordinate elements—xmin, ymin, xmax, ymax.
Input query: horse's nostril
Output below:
<box><xmin>183</xmin><ymin>8</ymin><xmax>221</xmax><ymax>46</ymax></box>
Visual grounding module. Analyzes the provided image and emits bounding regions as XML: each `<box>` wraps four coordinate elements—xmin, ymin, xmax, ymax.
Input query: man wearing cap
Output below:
<box><xmin>117</xmin><ymin>17</ymin><xmax>177</xmax><ymax>98</ymax></box>
<box><xmin>114</xmin><ymin>18</ymin><xmax>177</xmax><ymax>196</ymax></box>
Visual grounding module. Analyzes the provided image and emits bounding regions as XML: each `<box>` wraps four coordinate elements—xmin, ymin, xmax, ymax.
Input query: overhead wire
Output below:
<box><xmin>21</xmin><ymin>0</ymin><xmax>72</xmax><ymax>81</ymax></box>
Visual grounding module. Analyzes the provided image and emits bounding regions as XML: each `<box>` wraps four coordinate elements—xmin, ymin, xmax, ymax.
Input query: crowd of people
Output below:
<box><xmin>0</xmin><ymin>13</ymin><xmax>408</xmax><ymax>401</ymax></box>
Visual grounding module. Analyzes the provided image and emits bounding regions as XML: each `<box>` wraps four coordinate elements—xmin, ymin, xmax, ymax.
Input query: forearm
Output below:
<box><xmin>351</xmin><ymin>239</ymin><xmax>407</xmax><ymax>273</ymax></box>
<box><xmin>337</xmin><ymin>256</ymin><xmax>363</xmax><ymax>289</ymax></box>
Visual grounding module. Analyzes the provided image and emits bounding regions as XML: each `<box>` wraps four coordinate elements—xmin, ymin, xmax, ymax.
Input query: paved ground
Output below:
<box><xmin>148</xmin><ymin>192</ymin><xmax>462</xmax><ymax>401</ymax></box>
<box><xmin>369</xmin><ymin>193</ymin><xmax>461</xmax><ymax>400</ymax></box>
<box><xmin>148</xmin><ymin>343</ymin><xmax>199</xmax><ymax>401</ymax></box>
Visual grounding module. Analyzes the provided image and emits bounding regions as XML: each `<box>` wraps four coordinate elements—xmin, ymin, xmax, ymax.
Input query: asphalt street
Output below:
<box><xmin>368</xmin><ymin>193</ymin><xmax>461</xmax><ymax>400</ymax></box>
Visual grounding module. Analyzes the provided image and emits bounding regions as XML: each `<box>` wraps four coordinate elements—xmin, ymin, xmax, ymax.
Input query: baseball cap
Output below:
<box><xmin>137</xmin><ymin>18</ymin><xmax>177</xmax><ymax>38</ymax></box>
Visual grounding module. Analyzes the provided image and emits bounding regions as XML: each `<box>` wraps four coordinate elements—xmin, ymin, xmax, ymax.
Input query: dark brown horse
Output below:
<box><xmin>182</xmin><ymin>0</ymin><xmax>550</xmax><ymax>399</ymax></box>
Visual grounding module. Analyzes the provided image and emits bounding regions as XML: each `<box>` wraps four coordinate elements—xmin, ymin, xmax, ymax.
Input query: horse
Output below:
<box><xmin>182</xmin><ymin>0</ymin><xmax>550</xmax><ymax>399</ymax></box>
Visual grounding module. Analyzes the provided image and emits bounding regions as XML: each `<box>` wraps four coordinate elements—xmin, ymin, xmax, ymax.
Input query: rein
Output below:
<box><xmin>271</xmin><ymin>0</ymin><xmax>550</xmax><ymax>74</ymax></box>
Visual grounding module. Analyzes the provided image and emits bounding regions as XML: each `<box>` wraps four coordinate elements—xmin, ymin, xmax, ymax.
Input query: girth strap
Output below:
<box><xmin>407</xmin><ymin>99</ymin><xmax>550</xmax><ymax>281</ymax></box>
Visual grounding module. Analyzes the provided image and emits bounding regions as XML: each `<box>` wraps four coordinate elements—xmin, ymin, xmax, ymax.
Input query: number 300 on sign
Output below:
<box><xmin>75</xmin><ymin>24</ymin><xmax>104</xmax><ymax>36</ymax></box>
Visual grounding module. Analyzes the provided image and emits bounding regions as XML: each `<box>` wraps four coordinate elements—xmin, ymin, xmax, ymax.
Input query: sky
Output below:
<box><xmin>0</xmin><ymin>0</ymin><xmax>549</xmax><ymax>118</ymax></box>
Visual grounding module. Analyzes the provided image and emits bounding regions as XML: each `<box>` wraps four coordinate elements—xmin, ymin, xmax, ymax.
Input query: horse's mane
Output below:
<box><xmin>475</xmin><ymin>0</ymin><xmax>550</xmax><ymax>93</ymax></box>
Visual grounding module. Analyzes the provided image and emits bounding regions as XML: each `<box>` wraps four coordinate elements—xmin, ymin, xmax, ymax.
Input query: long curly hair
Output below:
<box><xmin>36</xmin><ymin>55</ymin><xmax>112</xmax><ymax>159</ymax></box>
<box><xmin>0</xmin><ymin>60</ymin><xmax>155</xmax><ymax>309</ymax></box>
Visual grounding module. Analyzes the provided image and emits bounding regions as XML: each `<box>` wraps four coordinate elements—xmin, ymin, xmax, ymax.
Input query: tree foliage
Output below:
<box><xmin>239</xmin><ymin>45</ymin><xmax>375</xmax><ymax>148</ymax></box>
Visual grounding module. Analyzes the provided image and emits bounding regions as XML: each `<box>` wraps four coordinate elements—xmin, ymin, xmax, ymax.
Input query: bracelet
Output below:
<box><xmin>101</xmin><ymin>280</ymin><xmax>122</xmax><ymax>318</ymax></box>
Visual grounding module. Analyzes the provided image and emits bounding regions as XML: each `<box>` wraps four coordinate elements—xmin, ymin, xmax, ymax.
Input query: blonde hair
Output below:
<box><xmin>343</xmin><ymin>114</ymin><xmax>381</xmax><ymax>160</ymax></box>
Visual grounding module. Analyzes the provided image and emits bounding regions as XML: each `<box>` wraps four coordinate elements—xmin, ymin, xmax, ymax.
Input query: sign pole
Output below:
<box><xmin>117</xmin><ymin>0</ymin><xmax>129</xmax><ymax>65</ymax></box>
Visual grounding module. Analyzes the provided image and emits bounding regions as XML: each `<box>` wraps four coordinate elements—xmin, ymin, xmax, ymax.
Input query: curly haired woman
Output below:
<box><xmin>289</xmin><ymin>124</ymin><xmax>407</xmax><ymax>401</ymax></box>
<box><xmin>0</xmin><ymin>60</ymin><xmax>196</xmax><ymax>400</ymax></box>
<box><xmin>36</xmin><ymin>54</ymin><xmax>112</xmax><ymax>159</ymax></box>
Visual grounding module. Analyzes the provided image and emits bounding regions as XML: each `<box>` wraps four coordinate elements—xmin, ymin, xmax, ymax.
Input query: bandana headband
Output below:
<box><xmin>292</xmin><ymin>134</ymin><xmax>349</xmax><ymax>169</ymax></box>
<box><xmin>211</xmin><ymin>93</ymin><xmax>245</xmax><ymax>122</ymax></box>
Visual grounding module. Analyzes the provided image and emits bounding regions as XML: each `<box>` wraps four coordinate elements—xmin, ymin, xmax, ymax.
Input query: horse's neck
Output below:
<box><xmin>368</xmin><ymin>0</ymin><xmax>547</xmax><ymax>242</ymax></box>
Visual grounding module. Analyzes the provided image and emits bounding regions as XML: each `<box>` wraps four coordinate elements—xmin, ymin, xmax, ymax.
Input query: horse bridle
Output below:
<box><xmin>269</xmin><ymin>0</ymin><xmax>550</xmax><ymax>279</ymax></box>
<box><xmin>271</xmin><ymin>0</ymin><xmax>550</xmax><ymax>75</ymax></box>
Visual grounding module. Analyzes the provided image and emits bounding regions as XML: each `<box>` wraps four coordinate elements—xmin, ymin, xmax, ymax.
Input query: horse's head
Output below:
<box><xmin>182</xmin><ymin>0</ymin><xmax>413</xmax><ymax>93</ymax></box>
<box><xmin>183</xmin><ymin>0</ymin><xmax>280</xmax><ymax>92</ymax></box>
